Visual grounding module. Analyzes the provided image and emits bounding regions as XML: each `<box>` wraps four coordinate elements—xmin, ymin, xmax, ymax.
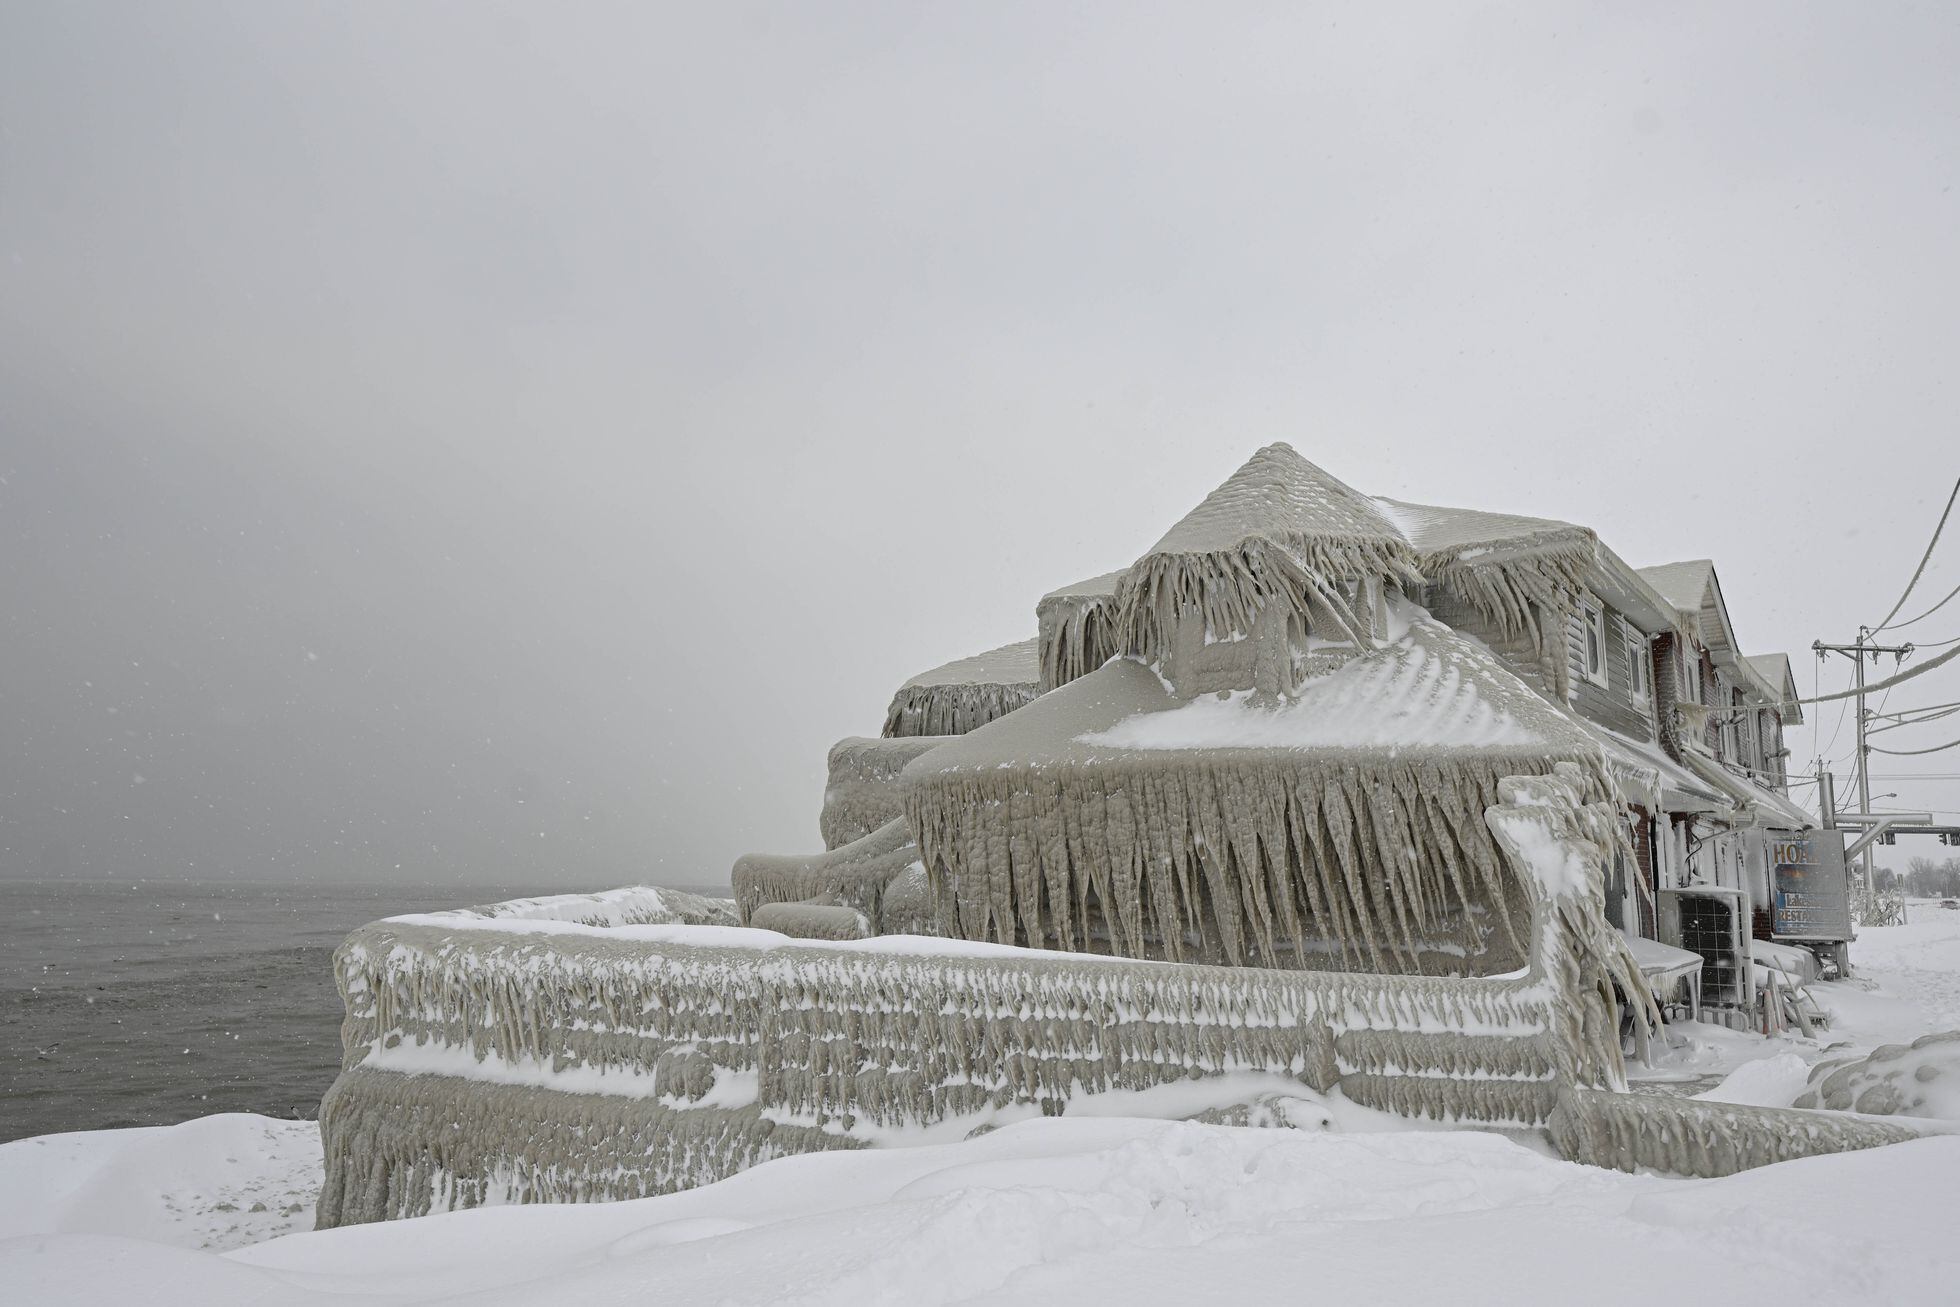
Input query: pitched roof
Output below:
<box><xmin>1637</xmin><ymin>560</ymin><xmax>1716</xmax><ymax>618</ymax></box>
<box><xmin>897</xmin><ymin>638</ymin><xmax>1038</xmax><ymax>690</ymax></box>
<box><xmin>1037</xmin><ymin>569</ymin><xmax>1125</xmax><ymax>605</ymax></box>
<box><xmin>1115</xmin><ymin>445</ymin><xmax>1422</xmax><ymax>652</ymax></box>
<box><xmin>1637</xmin><ymin>560</ymin><xmax>1788</xmax><ymax>712</ymax></box>
<box><xmin>883</xmin><ymin>639</ymin><xmax>1040</xmax><ymax>738</ymax></box>
<box><xmin>1745</xmin><ymin>653</ymin><xmax>1804</xmax><ymax>725</ymax></box>
<box><xmin>1137</xmin><ymin>444</ymin><xmax>1411</xmax><ymax>561</ymax></box>
<box><xmin>1373</xmin><ymin>498</ymin><xmax>1593</xmax><ymax>563</ymax></box>
<box><xmin>910</xmin><ymin>600</ymin><xmax>1597</xmax><ymax>776</ymax></box>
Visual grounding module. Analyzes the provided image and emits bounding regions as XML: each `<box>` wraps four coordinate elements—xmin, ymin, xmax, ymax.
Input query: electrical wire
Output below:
<box><xmin>1869</xmin><ymin>704</ymin><xmax>1960</xmax><ymax>735</ymax></box>
<box><xmin>1876</xmin><ymin>476</ymin><xmax>1960</xmax><ymax>631</ymax></box>
<box><xmin>1870</xmin><ymin>735</ymin><xmax>1960</xmax><ymax>757</ymax></box>
<box><xmin>1869</xmin><ymin>698</ymin><xmax>1960</xmax><ymax>719</ymax></box>
<box><xmin>1887</xmin><ymin>577</ymin><xmax>1960</xmax><ymax>632</ymax></box>
<box><xmin>1786</xmin><ymin>640</ymin><xmax>1960</xmax><ymax>706</ymax></box>
<box><xmin>1817</xmin><ymin>657</ymin><xmax>1852</xmax><ymax>756</ymax></box>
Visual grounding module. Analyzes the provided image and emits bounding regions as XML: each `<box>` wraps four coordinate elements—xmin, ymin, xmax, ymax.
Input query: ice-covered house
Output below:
<box><xmin>317</xmin><ymin>445</ymin><xmax>1914</xmax><ymax>1228</ymax></box>
<box><xmin>801</xmin><ymin>453</ymin><xmax>1824</xmax><ymax>994</ymax></box>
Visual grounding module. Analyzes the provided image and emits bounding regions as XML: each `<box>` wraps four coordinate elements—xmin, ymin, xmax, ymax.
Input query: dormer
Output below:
<box><xmin>1110</xmin><ymin>444</ymin><xmax>1421</xmax><ymax>702</ymax></box>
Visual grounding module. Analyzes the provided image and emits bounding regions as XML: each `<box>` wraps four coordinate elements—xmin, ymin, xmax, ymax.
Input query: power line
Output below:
<box><xmin>1876</xmin><ymin>475</ymin><xmax>1960</xmax><ymax>630</ymax></box>
<box><xmin>1887</xmin><ymin>578</ymin><xmax>1960</xmax><ymax>632</ymax></box>
<box><xmin>1789</xmin><ymin>640</ymin><xmax>1960</xmax><ymax>706</ymax></box>
<box><xmin>1816</xmin><ymin>656</ymin><xmax>1853</xmax><ymax>755</ymax></box>
<box><xmin>1870</xmin><ymin>735</ymin><xmax>1960</xmax><ymax>757</ymax></box>
<box><xmin>1868</xmin><ymin>702</ymin><xmax>1960</xmax><ymax>735</ymax></box>
<box><xmin>1869</xmin><ymin>698</ymin><xmax>1960</xmax><ymax>719</ymax></box>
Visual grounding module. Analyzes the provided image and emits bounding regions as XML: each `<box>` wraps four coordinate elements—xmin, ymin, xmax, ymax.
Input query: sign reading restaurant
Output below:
<box><xmin>1768</xmin><ymin>829</ymin><xmax>1852</xmax><ymax>941</ymax></box>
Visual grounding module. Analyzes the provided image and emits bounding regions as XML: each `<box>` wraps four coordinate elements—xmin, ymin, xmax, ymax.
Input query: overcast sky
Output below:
<box><xmin>3</xmin><ymin>2</ymin><xmax>1957</xmax><ymax>890</ymax></box>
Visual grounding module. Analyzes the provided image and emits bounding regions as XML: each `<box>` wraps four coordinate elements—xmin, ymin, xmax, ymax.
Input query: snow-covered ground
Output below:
<box><xmin>1633</xmin><ymin>904</ymin><xmax>1960</xmax><ymax>1112</ymax></box>
<box><xmin>8</xmin><ymin>912</ymin><xmax>1960</xmax><ymax>1305</ymax></box>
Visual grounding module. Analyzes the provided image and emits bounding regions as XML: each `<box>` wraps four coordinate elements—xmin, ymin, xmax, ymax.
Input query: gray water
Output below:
<box><xmin>0</xmin><ymin>879</ymin><xmax>725</xmax><ymax>1142</ymax></box>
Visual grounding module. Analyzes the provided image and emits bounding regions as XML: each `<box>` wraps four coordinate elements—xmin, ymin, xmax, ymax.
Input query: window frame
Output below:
<box><xmin>1580</xmin><ymin>599</ymin><xmax>1610</xmax><ymax>689</ymax></box>
<box><xmin>1626</xmin><ymin>629</ymin><xmax>1651</xmax><ymax>703</ymax></box>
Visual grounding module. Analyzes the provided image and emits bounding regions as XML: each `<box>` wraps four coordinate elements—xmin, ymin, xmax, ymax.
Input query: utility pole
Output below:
<box><xmin>1814</xmin><ymin>629</ymin><xmax>1914</xmax><ymax>910</ymax></box>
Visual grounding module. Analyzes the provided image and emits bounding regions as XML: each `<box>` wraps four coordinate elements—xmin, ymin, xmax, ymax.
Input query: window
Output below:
<box><xmin>1581</xmin><ymin>600</ymin><xmax>1609</xmax><ymax>687</ymax></box>
<box><xmin>1677</xmin><ymin>644</ymin><xmax>1699</xmax><ymax>705</ymax></box>
<box><xmin>1626</xmin><ymin>631</ymin><xmax>1650</xmax><ymax>702</ymax></box>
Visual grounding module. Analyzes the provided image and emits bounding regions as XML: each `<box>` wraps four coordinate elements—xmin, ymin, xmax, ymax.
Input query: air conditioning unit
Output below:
<box><xmin>1658</xmin><ymin>886</ymin><xmax>1755</xmax><ymax>1022</ymax></box>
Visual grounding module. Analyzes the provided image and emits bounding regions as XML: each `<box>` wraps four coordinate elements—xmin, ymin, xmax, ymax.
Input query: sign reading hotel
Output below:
<box><xmin>1768</xmin><ymin>829</ymin><xmax>1852</xmax><ymax>941</ymax></box>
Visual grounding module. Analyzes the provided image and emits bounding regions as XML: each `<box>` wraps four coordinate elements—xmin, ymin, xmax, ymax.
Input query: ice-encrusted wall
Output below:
<box><xmin>317</xmin><ymin>768</ymin><xmax>1930</xmax><ymax>1227</ymax></box>
<box><xmin>318</xmin><ymin>926</ymin><xmax>1579</xmax><ymax>1226</ymax></box>
<box><xmin>319</xmin><ymin>767</ymin><xmax>1640</xmax><ymax>1227</ymax></box>
<box><xmin>818</xmin><ymin>736</ymin><xmax>946</xmax><ymax>850</ymax></box>
<box><xmin>1551</xmin><ymin>1087</ymin><xmax>1936</xmax><ymax>1178</ymax></box>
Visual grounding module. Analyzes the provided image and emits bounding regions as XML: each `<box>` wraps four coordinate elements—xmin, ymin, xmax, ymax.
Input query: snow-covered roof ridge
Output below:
<box><xmin>884</xmin><ymin>639</ymin><xmax>1040</xmax><ymax>738</ymax></box>
<box><xmin>1371</xmin><ymin>495</ymin><xmax>1602</xmax><ymax>699</ymax></box>
<box><xmin>1038</xmin><ymin>569</ymin><xmax>1126</xmax><ymax>603</ymax></box>
<box><xmin>1745</xmin><ymin>652</ymin><xmax>1804</xmax><ymax>724</ymax></box>
<box><xmin>1372</xmin><ymin>496</ymin><xmax>1595</xmax><ymax>561</ymax></box>
<box><xmin>896</xmin><ymin>638</ymin><xmax>1038</xmax><ymax>690</ymax></box>
<box><xmin>1137</xmin><ymin>444</ymin><xmax>1413</xmax><ymax>558</ymax></box>
<box><xmin>1637</xmin><ymin>559</ymin><xmax>1716</xmax><ymax>617</ymax></box>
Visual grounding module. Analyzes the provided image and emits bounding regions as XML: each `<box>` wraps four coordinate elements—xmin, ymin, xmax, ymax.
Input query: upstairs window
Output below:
<box><xmin>1581</xmin><ymin>600</ymin><xmax>1609</xmax><ymax>687</ymax></box>
<box><xmin>1627</xmin><ymin>631</ymin><xmax>1651</xmax><ymax>702</ymax></box>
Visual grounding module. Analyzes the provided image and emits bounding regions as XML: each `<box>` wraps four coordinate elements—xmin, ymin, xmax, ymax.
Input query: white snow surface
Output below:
<box><xmin>374</xmin><ymin>914</ymin><xmax>1150</xmax><ymax>964</ymax></box>
<box><xmin>15</xmin><ymin>910</ymin><xmax>1960</xmax><ymax>1303</ymax></box>
<box><xmin>1081</xmin><ymin>624</ymin><xmax>1539</xmax><ymax>753</ymax></box>
<box><xmin>1638</xmin><ymin>905</ymin><xmax>1960</xmax><ymax>1115</ymax></box>
<box><xmin>0</xmin><ymin>1114</ymin><xmax>320</xmax><ymax>1253</ymax></box>
<box><xmin>6</xmin><ymin>1118</ymin><xmax>1960</xmax><ymax>1305</ymax></box>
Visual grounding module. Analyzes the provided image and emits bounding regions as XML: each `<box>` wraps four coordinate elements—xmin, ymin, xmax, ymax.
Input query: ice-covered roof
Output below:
<box><xmin>1637</xmin><ymin>560</ymin><xmax>1784</xmax><ymax>710</ymax></box>
<box><xmin>1038</xmin><ymin>570</ymin><xmax>1125</xmax><ymax>604</ymax></box>
<box><xmin>1082</xmin><ymin>614</ymin><xmax>1551</xmax><ymax>754</ymax></box>
<box><xmin>1638</xmin><ymin>560</ymin><xmax>1716</xmax><ymax>618</ymax></box>
<box><xmin>901</xmin><ymin>603</ymin><xmax>1610</xmax><ymax>971</ymax></box>
<box><xmin>911</xmin><ymin>601</ymin><xmax>1595</xmax><ymax>777</ymax></box>
<box><xmin>897</xmin><ymin>638</ymin><xmax>1038</xmax><ymax>689</ymax></box>
<box><xmin>884</xmin><ymin>639</ymin><xmax>1041</xmax><ymax>738</ymax></box>
<box><xmin>1745</xmin><ymin>653</ymin><xmax>1803</xmax><ymax>725</ymax></box>
<box><xmin>1580</xmin><ymin>722</ymin><xmax>1726</xmax><ymax>814</ymax></box>
<box><xmin>1036</xmin><ymin>571</ymin><xmax>1125</xmax><ymax>691</ymax></box>
<box><xmin>1136</xmin><ymin>444</ymin><xmax>1412</xmax><ymax>562</ymax></box>
<box><xmin>1114</xmin><ymin>445</ymin><xmax>1423</xmax><ymax>654</ymax></box>
<box><xmin>1373</xmin><ymin>498</ymin><xmax>1594</xmax><ymax>563</ymax></box>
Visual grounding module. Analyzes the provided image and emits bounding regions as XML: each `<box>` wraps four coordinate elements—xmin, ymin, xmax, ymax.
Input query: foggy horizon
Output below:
<box><xmin>5</xmin><ymin>2</ymin><xmax>1957</xmax><ymax>891</ymax></box>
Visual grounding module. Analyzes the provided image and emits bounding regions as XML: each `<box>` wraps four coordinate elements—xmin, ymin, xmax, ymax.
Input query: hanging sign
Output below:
<box><xmin>1767</xmin><ymin>829</ymin><xmax>1851</xmax><ymax>941</ymax></box>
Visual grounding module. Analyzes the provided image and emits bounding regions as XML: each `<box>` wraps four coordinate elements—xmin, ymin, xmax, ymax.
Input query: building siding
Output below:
<box><xmin>1563</xmin><ymin>599</ymin><xmax>1656</xmax><ymax>741</ymax></box>
<box><xmin>1419</xmin><ymin>585</ymin><xmax>1553</xmax><ymax>697</ymax></box>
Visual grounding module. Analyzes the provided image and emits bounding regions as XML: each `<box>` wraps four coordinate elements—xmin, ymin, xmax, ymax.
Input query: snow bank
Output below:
<box><xmin>1693</xmin><ymin>1052</ymin><xmax>1817</xmax><ymax>1109</ymax></box>
<box><xmin>0</xmin><ymin>1114</ymin><xmax>319</xmax><ymax>1252</ymax></box>
<box><xmin>9</xmin><ymin>1118</ymin><xmax>1960</xmax><ymax>1306</ymax></box>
